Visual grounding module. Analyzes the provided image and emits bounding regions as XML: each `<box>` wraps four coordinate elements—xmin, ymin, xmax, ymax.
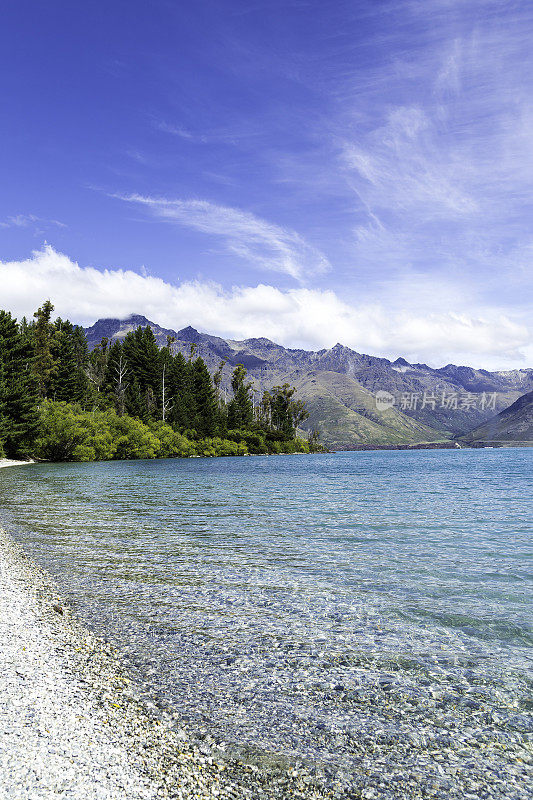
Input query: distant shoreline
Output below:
<box><xmin>332</xmin><ymin>441</ymin><xmax>458</xmax><ymax>451</ymax></box>
<box><xmin>332</xmin><ymin>440</ymin><xmax>533</xmax><ymax>451</ymax></box>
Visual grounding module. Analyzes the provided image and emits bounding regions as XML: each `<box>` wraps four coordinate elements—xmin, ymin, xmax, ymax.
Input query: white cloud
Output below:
<box><xmin>434</xmin><ymin>39</ymin><xmax>462</xmax><ymax>95</ymax></box>
<box><xmin>153</xmin><ymin>121</ymin><xmax>205</xmax><ymax>142</ymax></box>
<box><xmin>116</xmin><ymin>194</ymin><xmax>330</xmax><ymax>282</ymax></box>
<box><xmin>342</xmin><ymin>105</ymin><xmax>477</xmax><ymax>220</ymax></box>
<box><xmin>336</xmin><ymin>5</ymin><xmax>533</xmax><ymax>303</ymax></box>
<box><xmin>0</xmin><ymin>246</ymin><xmax>530</xmax><ymax>370</ymax></box>
<box><xmin>0</xmin><ymin>214</ymin><xmax>66</xmax><ymax>230</ymax></box>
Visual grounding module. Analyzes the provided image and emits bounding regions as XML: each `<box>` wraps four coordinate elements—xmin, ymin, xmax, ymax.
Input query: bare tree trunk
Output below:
<box><xmin>114</xmin><ymin>355</ymin><xmax>128</xmax><ymax>416</ymax></box>
<box><xmin>161</xmin><ymin>364</ymin><xmax>172</xmax><ymax>422</ymax></box>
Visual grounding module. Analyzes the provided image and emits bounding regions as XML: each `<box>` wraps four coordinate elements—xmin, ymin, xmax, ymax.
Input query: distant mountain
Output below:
<box><xmin>84</xmin><ymin>314</ymin><xmax>533</xmax><ymax>449</ymax></box>
<box><xmin>460</xmin><ymin>390</ymin><xmax>533</xmax><ymax>445</ymax></box>
<box><xmin>84</xmin><ymin>315</ymin><xmax>178</xmax><ymax>348</ymax></box>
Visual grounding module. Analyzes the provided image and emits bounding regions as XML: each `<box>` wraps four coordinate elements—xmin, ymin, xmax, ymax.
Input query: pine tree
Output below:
<box><xmin>192</xmin><ymin>357</ymin><xmax>218</xmax><ymax>436</ymax></box>
<box><xmin>51</xmin><ymin>320</ymin><xmax>80</xmax><ymax>402</ymax></box>
<box><xmin>213</xmin><ymin>360</ymin><xmax>228</xmax><ymax>432</ymax></box>
<box><xmin>70</xmin><ymin>324</ymin><xmax>90</xmax><ymax>402</ymax></box>
<box><xmin>0</xmin><ymin>307</ymin><xmax>308</xmax><ymax>461</ymax></box>
<box><xmin>87</xmin><ymin>337</ymin><xmax>110</xmax><ymax>406</ymax></box>
<box><xmin>227</xmin><ymin>365</ymin><xmax>253</xmax><ymax>430</ymax></box>
<box><xmin>122</xmin><ymin>327</ymin><xmax>160</xmax><ymax>420</ymax></box>
<box><xmin>0</xmin><ymin>311</ymin><xmax>39</xmax><ymax>457</ymax></box>
<box><xmin>158</xmin><ymin>346</ymin><xmax>174</xmax><ymax>423</ymax></box>
<box><xmin>125</xmin><ymin>376</ymin><xmax>145</xmax><ymax>419</ymax></box>
<box><xmin>32</xmin><ymin>300</ymin><xmax>58</xmax><ymax>398</ymax></box>
<box><xmin>168</xmin><ymin>351</ymin><xmax>195</xmax><ymax>430</ymax></box>
<box><xmin>35</xmin><ymin>316</ymin><xmax>90</xmax><ymax>405</ymax></box>
<box><xmin>102</xmin><ymin>341</ymin><xmax>129</xmax><ymax>415</ymax></box>
<box><xmin>0</xmin><ymin>356</ymin><xmax>6</xmax><ymax>457</ymax></box>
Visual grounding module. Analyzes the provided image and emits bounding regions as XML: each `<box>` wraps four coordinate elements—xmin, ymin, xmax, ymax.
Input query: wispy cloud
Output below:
<box><xmin>153</xmin><ymin>120</ymin><xmax>207</xmax><ymax>142</ymax></box>
<box><xmin>343</xmin><ymin>106</ymin><xmax>477</xmax><ymax>218</ymax></box>
<box><xmin>116</xmin><ymin>193</ymin><xmax>331</xmax><ymax>282</ymax></box>
<box><xmin>0</xmin><ymin>214</ymin><xmax>66</xmax><ymax>230</ymax></box>
<box><xmin>336</xmin><ymin>1</ymin><xmax>533</xmax><ymax>298</ymax></box>
<box><xmin>0</xmin><ymin>246</ymin><xmax>529</xmax><ymax>369</ymax></box>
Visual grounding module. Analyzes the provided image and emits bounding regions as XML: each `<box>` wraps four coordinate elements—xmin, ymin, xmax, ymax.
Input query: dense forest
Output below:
<box><xmin>0</xmin><ymin>301</ymin><xmax>321</xmax><ymax>461</ymax></box>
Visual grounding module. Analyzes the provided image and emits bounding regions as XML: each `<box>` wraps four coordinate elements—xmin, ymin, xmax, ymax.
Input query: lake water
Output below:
<box><xmin>1</xmin><ymin>449</ymin><xmax>532</xmax><ymax>796</ymax></box>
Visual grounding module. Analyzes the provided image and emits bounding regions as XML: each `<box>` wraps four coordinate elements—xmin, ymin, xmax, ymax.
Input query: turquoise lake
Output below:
<box><xmin>1</xmin><ymin>448</ymin><xmax>532</xmax><ymax>793</ymax></box>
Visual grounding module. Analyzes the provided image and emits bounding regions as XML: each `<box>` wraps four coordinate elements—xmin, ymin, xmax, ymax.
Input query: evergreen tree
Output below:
<box><xmin>70</xmin><ymin>324</ymin><xmax>90</xmax><ymax>402</ymax></box>
<box><xmin>0</xmin><ymin>311</ymin><xmax>39</xmax><ymax>457</ymax></box>
<box><xmin>213</xmin><ymin>360</ymin><xmax>228</xmax><ymax>431</ymax></box>
<box><xmin>51</xmin><ymin>320</ymin><xmax>80</xmax><ymax>402</ymax></box>
<box><xmin>191</xmin><ymin>357</ymin><xmax>218</xmax><ymax>436</ymax></box>
<box><xmin>122</xmin><ymin>327</ymin><xmax>160</xmax><ymax>420</ymax></box>
<box><xmin>158</xmin><ymin>345</ymin><xmax>174</xmax><ymax>423</ymax></box>
<box><xmin>0</xmin><ymin>355</ymin><xmax>6</xmax><ymax>457</ymax></box>
<box><xmin>259</xmin><ymin>390</ymin><xmax>272</xmax><ymax>427</ymax></box>
<box><xmin>102</xmin><ymin>341</ymin><xmax>129</xmax><ymax>415</ymax></box>
<box><xmin>36</xmin><ymin>317</ymin><xmax>89</xmax><ymax>405</ymax></box>
<box><xmin>227</xmin><ymin>365</ymin><xmax>253</xmax><ymax>429</ymax></box>
<box><xmin>168</xmin><ymin>351</ymin><xmax>195</xmax><ymax>430</ymax></box>
<box><xmin>32</xmin><ymin>300</ymin><xmax>58</xmax><ymax>398</ymax></box>
<box><xmin>87</xmin><ymin>337</ymin><xmax>110</xmax><ymax>407</ymax></box>
<box><xmin>125</xmin><ymin>376</ymin><xmax>145</xmax><ymax>419</ymax></box>
<box><xmin>142</xmin><ymin>384</ymin><xmax>157</xmax><ymax>420</ymax></box>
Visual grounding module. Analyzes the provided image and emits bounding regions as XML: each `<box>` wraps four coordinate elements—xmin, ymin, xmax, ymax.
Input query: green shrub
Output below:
<box><xmin>36</xmin><ymin>402</ymin><xmax>156</xmax><ymax>461</ymax></box>
<box><xmin>195</xmin><ymin>437</ymin><xmax>248</xmax><ymax>457</ymax></box>
<box><xmin>108</xmin><ymin>415</ymin><xmax>160</xmax><ymax>460</ymax></box>
<box><xmin>34</xmin><ymin>402</ymin><xmax>87</xmax><ymax>461</ymax></box>
<box><xmin>32</xmin><ymin>402</ymin><xmax>315</xmax><ymax>463</ymax></box>
<box><xmin>72</xmin><ymin>443</ymin><xmax>97</xmax><ymax>461</ymax></box>
<box><xmin>149</xmin><ymin>421</ymin><xmax>196</xmax><ymax>458</ymax></box>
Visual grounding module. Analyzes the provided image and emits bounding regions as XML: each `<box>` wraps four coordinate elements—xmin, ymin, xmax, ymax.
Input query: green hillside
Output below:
<box><xmin>291</xmin><ymin>371</ymin><xmax>447</xmax><ymax>449</ymax></box>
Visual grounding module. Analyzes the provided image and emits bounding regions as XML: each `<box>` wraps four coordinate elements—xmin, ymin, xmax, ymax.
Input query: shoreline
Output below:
<box><xmin>0</xmin><ymin>527</ymin><xmax>325</xmax><ymax>799</ymax></box>
<box><xmin>331</xmin><ymin>441</ymin><xmax>458</xmax><ymax>451</ymax></box>
<box><xmin>333</xmin><ymin>440</ymin><xmax>533</xmax><ymax>451</ymax></box>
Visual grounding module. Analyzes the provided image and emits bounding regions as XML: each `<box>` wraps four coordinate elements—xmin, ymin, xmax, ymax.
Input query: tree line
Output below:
<box><xmin>0</xmin><ymin>301</ymin><xmax>321</xmax><ymax>461</ymax></box>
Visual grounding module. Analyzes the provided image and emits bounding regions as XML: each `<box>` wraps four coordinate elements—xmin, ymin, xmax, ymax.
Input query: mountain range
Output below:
<box><xmin>84</xmin><ymin>315</ymin><xmax>533</xmax><ymax>449</ymax></box>
<box><xmin>460</xmin><ymin>390</ymin><xmax>533</xmax><ymax>446</ymax></box>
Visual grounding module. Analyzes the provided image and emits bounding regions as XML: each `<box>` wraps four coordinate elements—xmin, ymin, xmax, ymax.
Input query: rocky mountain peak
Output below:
<box><xmin>177</xmin><ymin>325</ymin><xmax>201</xmax><ymax>341</ymax></box>
<box><xmin>122</xmin><ymin>313</ymin><xmax>152</xmax><ymax>326</ymax></box>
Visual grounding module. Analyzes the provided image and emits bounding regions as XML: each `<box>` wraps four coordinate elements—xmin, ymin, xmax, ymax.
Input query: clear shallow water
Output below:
<box><xmin>1</xmin><ymin>449</ymin><xmax>532</xmax><ymax>789</ymax></box>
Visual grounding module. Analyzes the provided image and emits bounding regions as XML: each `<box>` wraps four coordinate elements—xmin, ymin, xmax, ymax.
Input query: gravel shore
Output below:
<box><xmin>0</xmin><ymin>528</ymin><xmax>327</xmax><ymax>799</ymax></box>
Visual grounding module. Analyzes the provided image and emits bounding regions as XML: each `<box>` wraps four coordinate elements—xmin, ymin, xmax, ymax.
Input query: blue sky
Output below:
<box><xmin>1</xmin><ymin>0</ymin><xmax>532</xmax><ymax>368</ymax></box>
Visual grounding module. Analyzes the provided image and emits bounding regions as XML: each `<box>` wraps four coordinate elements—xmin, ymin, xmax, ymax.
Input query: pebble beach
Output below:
<box><xmin>0</xmin><ymin>525</ymin><xmax>329</xmax><ymax>799</ymax></box>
